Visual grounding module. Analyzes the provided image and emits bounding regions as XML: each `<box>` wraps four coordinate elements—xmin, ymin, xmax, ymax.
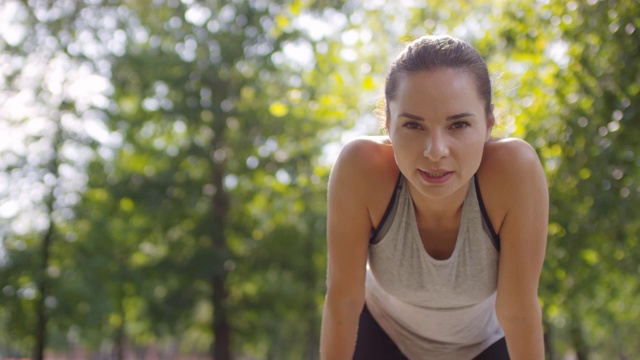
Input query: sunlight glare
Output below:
<box><xmin>0</xmin><ymin>1</ymin><xmax>27</xmax><ymax>46</ymax></box>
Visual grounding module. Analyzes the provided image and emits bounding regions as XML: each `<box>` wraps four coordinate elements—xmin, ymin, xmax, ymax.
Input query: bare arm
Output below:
<box><xmin>487</xmin><ymin>140</ymin><xmax>548</xmax><ymax>359</ymax></box>
<box><xmin>320</xmin><ymin>139</ymin><xmax>382</xmax><ymax>360</ymax></box>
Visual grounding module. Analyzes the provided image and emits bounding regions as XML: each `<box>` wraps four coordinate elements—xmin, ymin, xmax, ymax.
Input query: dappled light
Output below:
<box><xmin>0</xmin><ymin>0</ymin><xmax>639</xmax><ymax>359</ymax></box>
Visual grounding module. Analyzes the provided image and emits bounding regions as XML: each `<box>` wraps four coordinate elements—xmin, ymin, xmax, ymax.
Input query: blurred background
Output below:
<box><xmin>0</xmin><ymin>0</ymin><xmax>638</xmax><ymax>359</ymax></box>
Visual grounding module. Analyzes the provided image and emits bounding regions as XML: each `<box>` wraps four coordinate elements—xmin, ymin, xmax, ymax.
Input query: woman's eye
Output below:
<box><xmin>451</xmin><ymin>121</ymin><xmax>470</xmax><ymax>130</ymax></box>
<box><xmin>402</xmin><ymin>122</ymin><xmax>422</xmax><ymax>130</ymax></box>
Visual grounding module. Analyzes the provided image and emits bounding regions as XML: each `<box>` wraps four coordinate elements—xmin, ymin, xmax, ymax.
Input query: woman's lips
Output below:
<box><xmin>419</xmin><ymin>169</ymin><xmax>454</xmax><ymax>184</ymax></box>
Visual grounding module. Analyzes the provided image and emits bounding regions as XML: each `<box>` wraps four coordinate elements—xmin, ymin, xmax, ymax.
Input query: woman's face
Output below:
<box><xmin>387</xmin><ymin>68</ymin><xmax>494</xmax><ymax>200</ymax></box>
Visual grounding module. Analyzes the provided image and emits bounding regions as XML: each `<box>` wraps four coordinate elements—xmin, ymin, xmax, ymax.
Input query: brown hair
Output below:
<box><xmin>379</xmin><ymin>35</ymin><xmax>493</xmax><ymax>127</ymax></box>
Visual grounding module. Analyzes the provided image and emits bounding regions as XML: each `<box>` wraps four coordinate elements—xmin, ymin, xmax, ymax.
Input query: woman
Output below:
<box><xmin>320</xmin><ymin>35</ymin><xmax>548</xmax><ymax>359</ymax></box>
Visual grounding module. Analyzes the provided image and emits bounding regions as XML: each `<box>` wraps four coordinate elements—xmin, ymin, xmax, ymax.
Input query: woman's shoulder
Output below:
<box><xmin>339</xmin><ymin>135</ymin><xmax>393</xmax><ymax>154</ymax></box>
<box><xmin>329</xmin><ymin>135</ymin><xmax>399</xmax><ymax>212</ymax></box>
<box><xmin>333</xmin><ymin>135</ymin><xmax>396</xmax><ymax>173</ymax></box>
<box><xmin>477</xmin><ymin>138</ymin><xmax>547</xmax><ymax>232</ymax></box>
<box><xmin>480</xmin><ymin>137</ymin><xmax>542</xmax><ymax>177</ymax></box>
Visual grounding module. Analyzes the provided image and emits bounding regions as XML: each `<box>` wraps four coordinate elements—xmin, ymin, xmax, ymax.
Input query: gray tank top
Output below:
<box><xmin>365</xmin><ymin>175</ymin><xmax>504</xmax><ymax>359</ymax></box>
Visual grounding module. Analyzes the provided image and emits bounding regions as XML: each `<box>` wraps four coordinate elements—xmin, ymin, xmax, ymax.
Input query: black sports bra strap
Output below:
<box><xmin>370</xmin><ymin>173</ymin><xmax>404</xmax><ymax>244</ymax></box>
<box><xmin>474</xmin><ymin>175</ymin><xmax>501</xmax><ymax>251</ymax></box>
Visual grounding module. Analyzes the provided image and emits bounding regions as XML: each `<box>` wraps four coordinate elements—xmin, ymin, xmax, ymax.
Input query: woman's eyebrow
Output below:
<box><xmin>446</xmin><ymin>112</ymin><xmax>476</xmax><ymax>121</ymax></box>
<box><xmin>398</xmin><ymin>112</ymin><xmax>476</xmax><ymax>121</ymax></box>
<box><xmin>398</xmin><ymin>112</ymin><xmax>424</xmax><ymax>121</ymax></box>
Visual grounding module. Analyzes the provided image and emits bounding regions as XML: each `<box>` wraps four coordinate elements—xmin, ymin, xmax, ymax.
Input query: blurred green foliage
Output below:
<box><xmin>0</xmin><ymin>0</ymin><xmax>638</xmax><ymax>359</ymax></box>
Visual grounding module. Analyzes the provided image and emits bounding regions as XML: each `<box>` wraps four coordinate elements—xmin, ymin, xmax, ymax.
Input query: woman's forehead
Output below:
<box><xmin>391</xmin><ymin>70</ymin><xmax>484</xmax><ymax>111</ymax></box>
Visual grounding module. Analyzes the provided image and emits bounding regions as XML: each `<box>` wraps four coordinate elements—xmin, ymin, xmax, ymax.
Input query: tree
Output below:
<box><xmin>1</xmin><ymin>0</ymin><xmax>639</xmax><ymax>358</ymax></box>
<box><xmin>535</xmin><ymin>1</ymin><xmax>640</xmax><ymax>358</ymax></box>
<box><xmin>71</xmin><ymin>0</ymin><xmax>358</xmax><ymax>358</ymax></box>
<box><xmin>0</xmin><ymin>0</ymin><xmax>105</xmax><ymax>357</ymax></box>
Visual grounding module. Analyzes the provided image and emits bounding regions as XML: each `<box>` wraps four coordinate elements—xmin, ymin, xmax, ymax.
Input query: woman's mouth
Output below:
<box><xmin>419</xmin><ymin>170</ymin><xmax>453</xmax><ymax>184</ymax></box>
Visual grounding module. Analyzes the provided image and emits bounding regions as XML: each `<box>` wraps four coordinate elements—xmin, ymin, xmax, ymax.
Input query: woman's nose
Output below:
<box><xmin>423</xmin><ymin>132</ymin><xmax>449</xmax><ymax>161</ymax></box>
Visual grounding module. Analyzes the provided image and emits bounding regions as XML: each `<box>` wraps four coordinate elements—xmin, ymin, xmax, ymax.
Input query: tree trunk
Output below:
<box><xmin>301</xmin><ymin>177</ymin><xmax>319</xmax><ymax>360</ymax></box>
<box><xmin>34</xmin><ymin>128</ymin><xmax>61</xmax><ymax>360</ymax></box>
<box><xmin>303</xmin><ymin>239</ymin><xmax>319</xmax><ymax>360</ymax></box>
<box><xmin>212</xmin><ymin>267</ymin><xmax>231</xmax><ymax>360</ymax></box>
<box><xmin>543</xmin><ymin>318</ymin><xmax>555</xmax><ymax>360</ymax></box>
<box><xmin>570</xmin><ymin>311</ymin><xmax>589</xmax><ymax>360</ymax></box>
<box><xmin>114</xmin><ymin>303</ymin><xmax>125</xmax><ymax>360</ymax></box>
<box><xmin>211</xmin><ymin>111</ymin><xmax>231</xmax><ymax>360</ymax></box>
<box><xmin>304</xmin><ymin>207</ymin><xmax>320</xmax><ymax>360</ymax></box>
<box><xmin>34</xmin><ymin>221</ymin><xmax>53</xmax><ymax>360</ymax></box>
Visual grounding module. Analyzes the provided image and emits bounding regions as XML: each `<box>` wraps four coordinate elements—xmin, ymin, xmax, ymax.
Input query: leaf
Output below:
<box><xmin>268</xmin><ymin>101</ymin><xmax>289</xmax><ymax>117</ymax></box>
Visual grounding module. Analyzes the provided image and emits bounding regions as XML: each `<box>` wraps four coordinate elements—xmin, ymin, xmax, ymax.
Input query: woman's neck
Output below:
<box><xmin>407</xmin><ymin>180</ymin><xmax>469</xmax><ymax>225</ymax></box>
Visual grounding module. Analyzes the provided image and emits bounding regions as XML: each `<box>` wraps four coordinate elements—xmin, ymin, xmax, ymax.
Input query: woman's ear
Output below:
<box><xmin>385</xmin><ymin>107</ymin><xmax>392</xmax><ymax>136</ymax></box>
<box><xmin>485</xmin><ymin>104</ymin><xmax>495</xmax><ymax>141</ymax></box>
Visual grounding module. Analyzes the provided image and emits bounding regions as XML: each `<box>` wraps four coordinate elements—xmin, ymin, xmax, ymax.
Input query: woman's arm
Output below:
<box><xmin>320</xmin><ymin>139</ymin><xmax>382</xmax><ymax>360</ymax></box>
<box><xmin>484</xmin><ymin>139</ymin><xmax>549</xmax><ymax>359</ymax></box>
